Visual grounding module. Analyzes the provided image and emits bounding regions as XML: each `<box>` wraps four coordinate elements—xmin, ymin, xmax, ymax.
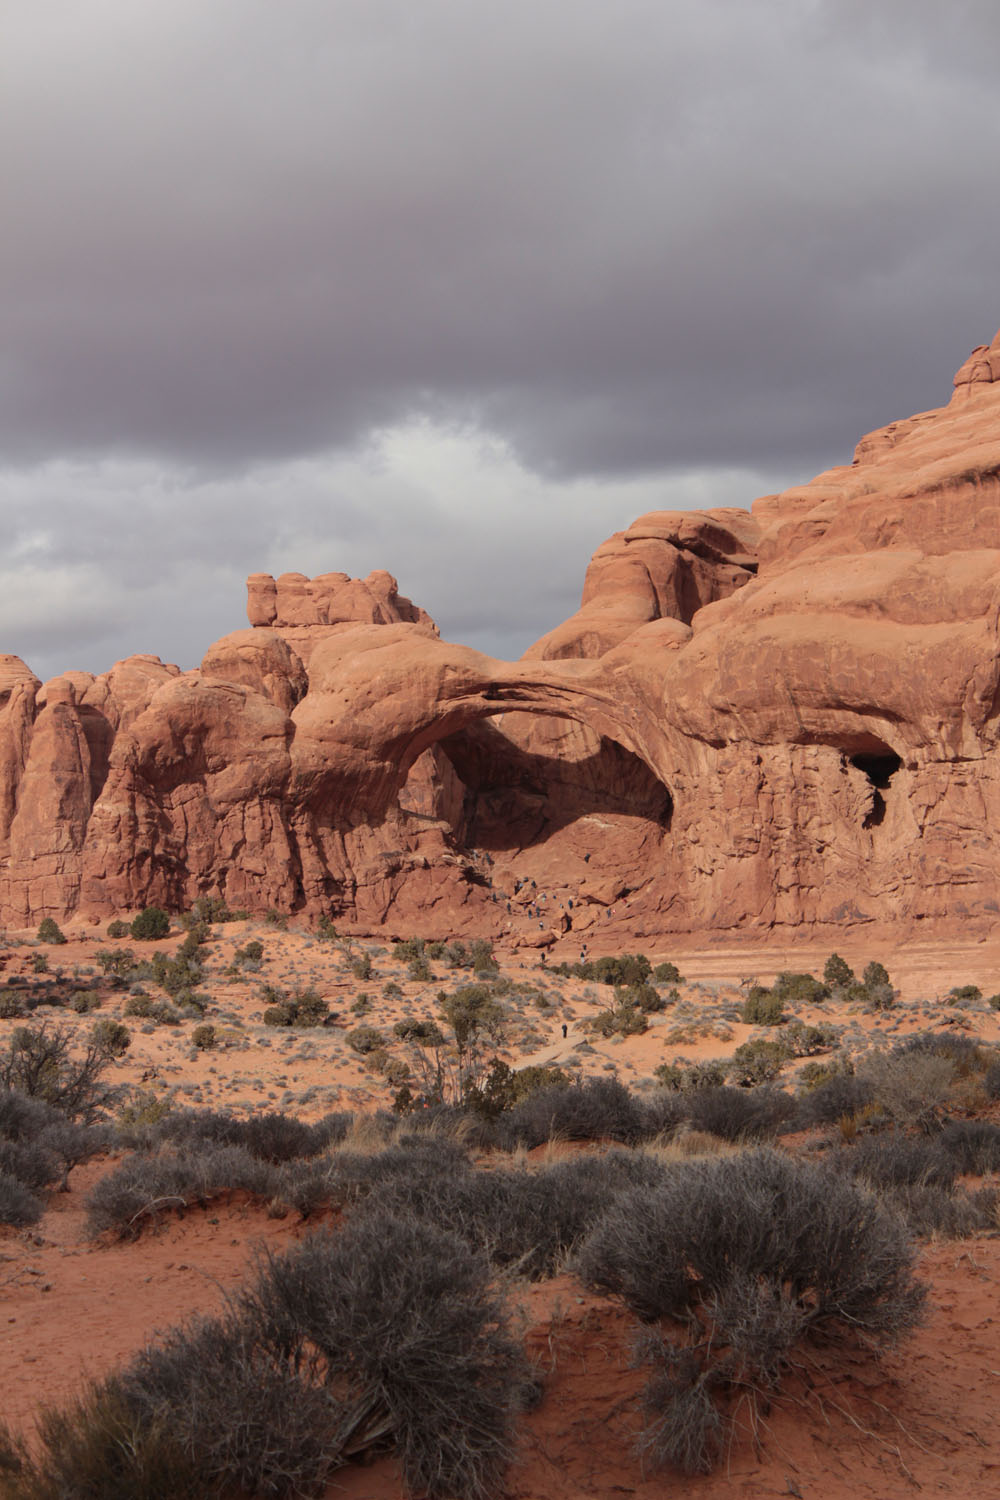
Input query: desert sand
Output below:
<box><xmin>3</xmin><ymin>919</ymin><xmax>1000</xmax><ymax>1497</ymax></box>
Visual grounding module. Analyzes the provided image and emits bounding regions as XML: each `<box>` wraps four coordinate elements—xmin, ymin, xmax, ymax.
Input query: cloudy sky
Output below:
<box><xmin>3</xmin><ymin>0</ymin><xmax>998</xmax><ymax>681</ymax></box>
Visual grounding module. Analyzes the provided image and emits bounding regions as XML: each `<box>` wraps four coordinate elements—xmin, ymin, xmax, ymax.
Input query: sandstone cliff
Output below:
<box><xmin>4</xmin><ymin>332</ymin><xmax>1000</xmax><ymax>943</ymax></box>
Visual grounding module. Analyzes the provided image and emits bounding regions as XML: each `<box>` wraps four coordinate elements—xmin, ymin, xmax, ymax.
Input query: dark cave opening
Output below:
<box><xmin>849</xmin><ymin>749</ymin><xmax>902</xmax><ymax>830</ymax></box>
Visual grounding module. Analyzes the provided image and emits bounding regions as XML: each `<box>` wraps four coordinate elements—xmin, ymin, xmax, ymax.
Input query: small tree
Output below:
<box><xmin>823</xmin><ymin>953</ymin><xmax>855</xmax><ymax>989</ymax></box>
<box><xmin>130</xmin><ymin>908</ymin><xmax>170</xmax><ymax>941</ymax></box>
<box><xmin>37</xmin><ymin>917</ymin><xmax>67</xmax><ymax>945</ymax></box>
<box><xmin>0</xmin><ymin>1022</ymin><xmax>121</xmax><ymax>1122</ymax></box>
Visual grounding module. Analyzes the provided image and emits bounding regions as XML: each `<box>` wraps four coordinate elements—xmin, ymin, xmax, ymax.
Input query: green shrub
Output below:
<box><xmin>349</xmin><ymin>953</ymin><xmax>373</xmax><ymax>980</ymax></box>
<box><xmin>37</xmin><ymin>917</ymin><xmax>67</xmax><ymax>945</ymax></box>
<box><xmin>148</xmin><ymin>950</ymin><xmax>204</xmax><ymax>998</ymax></box>
<box><xmin>96</xmin><ymin>948</ymin><xmax>137</xmax><ymax>980</ymax></box>
<box><xmin>92</xmin><ymin>1019</ymin><xmax>131</xmax><ymax>1058</ymax></box>
<box><xmin>393</xmin><ymin>937</ymin><xmax>426</xmax><ymax>962</ymax></box>
<box><xmin>234</xmin><ymin>939</ymin><xmax>264</xmax><ymax>965</ymax></box>
<box><xmin>408</xmin><ymin>954</ymin><xmax>433</xmax><ymax>981</ymax></box>
<box><xmin>616</xmin><ymin>982</ymin><xmax>662</xmax><ymax>1014</ymax></box>
<box><xmin>191</xmin><ymin>1025</ymin><xmax>217</xmax><ymax>1051</ymax></box>
<box><xmin>772</xmin><ymin>971</ymin><xmax>828</xmax><ymax>1005</ymax></box>
<box><xmin>592</xmin><ymin>954</ymin><xmax>652</xmax><ymax>986</ymax></box>
<box><xmin>653</xmin><ymin>1060</ymin><xmax>727</xmax><ymax>1092</ymax></box>
<box><xmin>261</xmin><ymin>986</ymin><xmax>329</xmax><ymax>1029</ymax></box>
<box><xmin>68</xmin><ymin>990</ymin><xmax>102</xmax><ymax>1015</ymax></box>
<box><xmin>347</xmin><ymin>1025</ymin><xmax>387</xmax><ymax>1055</ymax></box>
<box><xmin>740</xmin><ymin>987</ymin><xmax>785</xmax><ymax>1025</ymax></box>
<box><xmin>31</xmin><ymin>953</ymin><xmax>49</xmax><ymax>974</ymax></box>
<box><xmin>106</xmin><ymin>919</ymin><xmax>131</xmax><ymax>939</ymax></box>
<box><xmin>652</xmin><ymin>961</ymin><xmax>683</xmax><ymax>984</ymax></box>
<box><xmin>130</xmin><ymin>908</ymin><xmax>170</xmax><ymax>941</ymax></box>
<box><xmin>589</xmin><ymin>1003</ymin><xmax>648</xmax><ymax>1038</ymax></box>
<box><xmin>946</xmin><ymin>983</ymin><xmax>982</xmax><ymax>1005</ymax></box>
<box><xmin>727</xmin><ymin>1038</ymin><xmax>791</xmax><ymax>1086</ymax></box>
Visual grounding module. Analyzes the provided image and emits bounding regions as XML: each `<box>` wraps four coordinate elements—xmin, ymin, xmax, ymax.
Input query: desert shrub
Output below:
<box><xmin>0</xmin><ymin>1086</ymin><xmax>58</xmax><ymax>1141</ymax></box>
<box><xmin>68</xmin><ymin>989</ymin><xmax>102</xmax><ymax>1014</ymax></box>
<box><xmin>726</xmin><ymin>1039</ymin><xmax>791</xmax><ymax>1086</ymax></box>
<box><xmin>36</xmin><ymin>917</ymin><xmax>67</xmax><ymax>946</ymax></box>
<box><xmin>241</xmin><ymin>1210</ymin><xmax>528</xmax><ymax>1499</ymax></box>
<box><xmin>146</xmin><ymin>949</ymin><xmax>204</xmax><ymax>998</ymax></box>
<box><xmin>349</xmin><ymin>952</ymin><xmax>373</xmax><ymax>981</ymax></box>
<box><xmin>186</xmin><ymin>894</ymin><xmax>246</xmax><ymax>926</ymax></box>
<box><xmin>882</xmin><ymin>1182</ymin><xmax>995</xmax><ymax>1239</ymax></box>
<box><xmin>982</xmin><ymin>1060</ymin><xmax>1000</xmax><ymax>1099</ymax></box>
<box><xmin>261</xmin><ymin>986</ymin><xmax>329</xmax><ymax>1028</ymax></box>
<box><xmin>0</xmin><ymin>1341</ymin><xmax>330</xmax><ymax>1500</ymax></box>
<box><xmin>234</xmin><ymin>939</ymin><xmax>264</xmax><ymax>964</ymax></box>
<box><xmin>589</xmin><ymin>1001</ymin><xmax>648</xmax><ymax>1038</ymax></box>
<box><xmin>369</xmin><ymin>1148</ymin><xmax>667</xmax><ymax>1281</ymax></box>
<box><xmin>593</xmin><ymin>953</ymin><xmax>652</xmax><ymax>986</ymax></box>
<box><xmin>30</xmin><ymin>953</ymin><xmax>49</xmax><ymax>974</ymax></box>
<box><xmin>836</xmin><ymin>1133</ymin><xmax>957</xmax><ymax>1192</ymax></box>
<box><xmin>823</xmin><ymin>952</ymin><xmax>855</xmax><ymax>989</ymax></box>
<box><xmin>407</xmin><ymin>954</ymin><xmax>433</xmax><ymax>981</ymax></box>
<box><xmin>498</xmin><ymin>1076</ymin><xmax>645</xmax><ymax>1148</ymax></box>
<box><xmin>574</xmin><ymin>1149</ymin><xmax>925</xmax><ymax>1474</ymax></box>
<box><xmin>892</xmin><ymin>1030</ymin><xmax>984</xmax><ymax>1071</ymax></box>
<box><xmin>91</xmin><ymin>1019</ymin><xmax>131</xmax><ymax>1057</ymax></box>
<box><xmin>509</xmin><ymin>1063</ymin><xmax>572</xmax><ymax>1103</ymax></box>
<box><xmin>740</xmin><ymin>987</ymin><xmax>785</xmax><ymax>1025</ymax></box>
<box><xmin>0</xmin><ymin>991</ymin><xmax>25</xmax><ymax>1020</ymax></box>
<box><xmin>946</xmin><ymin>983</ymin><xmax>982</xmax><ymax>1005</ymax></box>
<box><xmin>106</xmin><ymin>919</ymin><xmax>131</xmax><ymax>939</ymax></box>
<box><xmin>774</xmin><ymin>970</ymin><xmax>828</xmax><ymax>1004</ymax></box>
<box><xmin>155</xmin><ymin>1107</ymin><xmax>343</xmax><ymax>1164</ymax></box>
<box><xmin>936</xmin><ymin>1119</ymin><xmax>1000</xmax><ymax>1174</ymax></box>
<box><xmin>653</xmin><ymin>1060</ymin><xmax>728</xmax><ymax>1093</ymax></box>
<box><xmin>130</xmin><ymin>908</ymin><xmax>170</xmax><ymax>941</ymax></box>
<box><xmin>682</xmin><ymin>1085</ymin><xmax>793</xmax><ymax>1141</ymax></box>
<box><xmin>123</xmin><ymin>994</ymin><xmax>173</xmax><ymax>1023</ymax></box>
<box><xmin>0</xmin><ymin>1170</ymin><xmax>43</xmax><ymax>1227</ymax></box>
<box><xmin>617</xmin><ymin>981</ymin><xmax>662</xmax><ymax>1013</ymax></box>
<box><xmin>346</xmin><ymin>1025</ymin><xmax>386</xmax><ymax>1055</ymax></box>
<box><xmin>101</xmin><ymin>948</ymin><xmax>141</xmax><ymax>980</ymax></box>
<box><xmin>191</xmin><ymin>1024</ymin><xmax>216</xmax><ymax>1051</ymax></box>
<box><xmin>777</xmin><ymin>1020</ymin><xmax>838</xmax><ymax>1056</ymax></box>
<box><xmin>86</xmin><ymin>1147</ymin><xmax>278</xmax><ymax>1238</ymax></box>
<box><xmin>393</xmin><ymin>937</ymin><xmax>426</xmax><ymax>962</ymax></box>
<box><xmin>652</xmin><ymin>961</ymin><xmax>683</xmax><ymax>984</ymax></box>
<box><xmin>860</xmin><ymin>1048</ymin><xmax>956</xmax><ymax>1131</ymax></box>
<box><xmin>794</xmin><ymin>1068</ymin><xmax>874</xmax><ymax>1125</ymax></box>
<box><xmin>0</xmin><ymin>1137</ymin><xmax>61</xmax><ymax>1192</ymax></box>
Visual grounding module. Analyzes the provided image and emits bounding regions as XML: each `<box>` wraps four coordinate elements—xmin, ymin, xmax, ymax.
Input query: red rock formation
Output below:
<box><xmin>3</xmin><ymin>332</ymin><xmax>1000</xmax><ymax>942</ymax></box>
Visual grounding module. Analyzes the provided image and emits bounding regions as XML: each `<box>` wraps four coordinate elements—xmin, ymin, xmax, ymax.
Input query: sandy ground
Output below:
<box><xmin>3</xmin><ymin>920</ymin><xmax>1000</xmax><ymax>1119</ymax></box>
<box><xmin>4</xmin><ymin>917</ymin><xmax>1000</xmax><ymax>1495</ymax></box>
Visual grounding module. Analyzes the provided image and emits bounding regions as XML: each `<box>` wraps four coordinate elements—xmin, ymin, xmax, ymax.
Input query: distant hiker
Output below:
<box><xmin>583</xmin><ymin>853</ymin><xmax>591</xmax><ymax>863</ymax></box>
<box><xmin>561</xmin><ymin>1023</ymin><xmax>568</xmax><ymax>1039</ymax></box>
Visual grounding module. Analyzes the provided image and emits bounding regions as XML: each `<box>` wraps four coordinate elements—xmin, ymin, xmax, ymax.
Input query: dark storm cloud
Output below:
<box><xmin>3</xmin><ymin>0</ymin><xmax>998</xmax><ymax>478</ymax></box>
<box><xmin>2</xmin><ymin>1</ymin><xmax>999</xmax><ymax>681</ymax></box>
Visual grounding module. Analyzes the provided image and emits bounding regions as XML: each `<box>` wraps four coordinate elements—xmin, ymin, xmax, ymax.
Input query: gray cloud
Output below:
<box><xmin>1</xmin><ymin>1</ymin><xmax>997</xmax><ymax>677</ymax></box>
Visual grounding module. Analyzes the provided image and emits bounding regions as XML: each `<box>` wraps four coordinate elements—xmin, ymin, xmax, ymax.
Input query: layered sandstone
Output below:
<box><xmin>3</xmin><ymin>331</ymin><xmax>1000</xmax><ymax>942</ymax></box>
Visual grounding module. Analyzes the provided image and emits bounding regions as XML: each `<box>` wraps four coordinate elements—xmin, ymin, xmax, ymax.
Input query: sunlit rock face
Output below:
<box><xmin>4</xmin><ymin>332</ymin><xmax>1000</xmax><ymax>944</ymax></box>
